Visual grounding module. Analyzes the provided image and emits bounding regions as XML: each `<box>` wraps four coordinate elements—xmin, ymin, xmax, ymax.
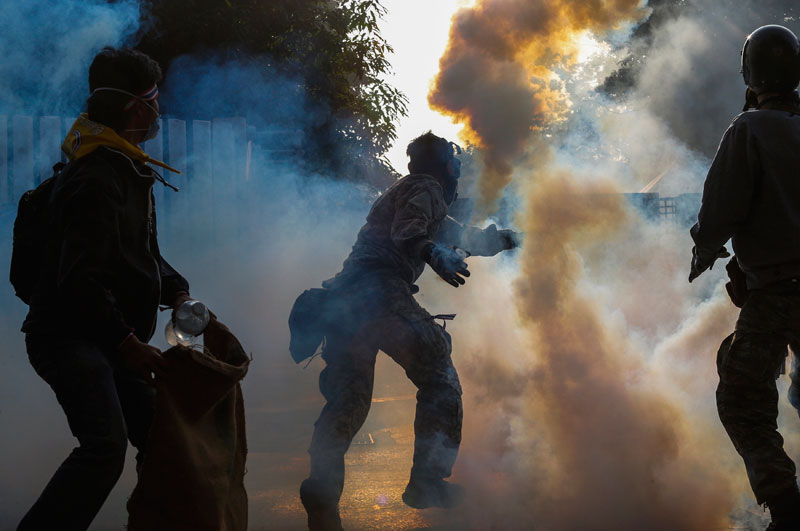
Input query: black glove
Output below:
<box><xmin>688</xmin><ymin>246</ymin><xmax>730</xmax><ymax>283</ymax></box>
<box><xmin>424</xmin><ymin>243</ymin><xmax>470</xmax><ymax>288</ymax></box>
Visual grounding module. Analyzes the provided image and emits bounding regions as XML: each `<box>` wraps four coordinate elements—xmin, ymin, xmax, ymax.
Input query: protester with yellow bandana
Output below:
<box><xmin>18</xmin><ymin>47</ymin><xmax>192</xmax><ymax>531</ymax></box>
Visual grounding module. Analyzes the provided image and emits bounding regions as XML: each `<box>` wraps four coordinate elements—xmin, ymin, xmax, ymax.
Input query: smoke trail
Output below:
<box><xmin>429</xmin><ymin>0</ymin><xmax>648</xmax><ymax>214</ymax></box>
<box><xmin>510</xmin><ymin>174</ymin><xmax>732</xmax><ymax>529</ymax></box>
<box><xmin>420</xmin><ymin>1</ymin><xmax>773</xmax><ymax>529</ymax></box>
<box><xmin>425</xmin><ymin>166</ymin><xmax>738</xmax><ymax>530</ymax></box>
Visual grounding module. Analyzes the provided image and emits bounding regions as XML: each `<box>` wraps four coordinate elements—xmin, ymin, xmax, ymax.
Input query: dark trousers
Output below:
<box><xmin>18</xmin><ymin>335</ymin><xmax>155</xmax><ymax>531</ymax></box>
<box><xmin>716</xmin><ymin>289</ymin><xmax>800</xmax><ymax>505</ymax></box>
<box><xmin>307</xmin><ymin>293</ymin><xmax>462</xmax><ymax>504</ymax></box>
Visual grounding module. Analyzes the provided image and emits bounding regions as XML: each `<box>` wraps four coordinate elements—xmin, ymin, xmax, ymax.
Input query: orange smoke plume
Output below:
<box><xmin>511</xmin><ymin>172</ymin><xmax>734</xmax><ymax>529</ymax></box>
<box><xmin>424</xmin><ymin>3</ymin><xmax>749</xmax><ymax>528</ymax></box>
<box><xmin>429</xmin><ymin>0</ymin><xmax>647</xmax><ymax>214</ymax></box>
<box><xmin>422</xmin><ymin>167</ymin><xmax>740</xmax><ymax>529</ymax></box>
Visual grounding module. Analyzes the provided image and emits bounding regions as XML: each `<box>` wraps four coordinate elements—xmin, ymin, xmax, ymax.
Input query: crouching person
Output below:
<box><xmin>291</xmin><ymin>132</ymin><xmax>519</xmax><ymax>530</ymax></box>
<box><xmin>13</xmin><ymin>47</ymin><xmax>190</xmax><ymax>531</ymax></box>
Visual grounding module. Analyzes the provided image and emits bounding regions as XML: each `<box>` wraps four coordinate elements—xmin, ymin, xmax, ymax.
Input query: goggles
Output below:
<box><xmin>90</xmin><ymin>84</ymin><xmax>159</xmax><ymax>112</ymax></box>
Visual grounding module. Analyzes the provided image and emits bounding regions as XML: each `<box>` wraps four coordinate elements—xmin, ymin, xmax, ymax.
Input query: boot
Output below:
<box><xmin>300</xmin><ymin>478</ymin><xmax>343</xmax><ymax>531</ymax></box>
<box><xmin>402</xmin><ymin>474</ymin><xmax>464</xmax><ymax>509</ymax></box>
<box><xmin>765</xmin><ymin>486</ymin><xmax>800</xmax><ymax>531</ymax></box>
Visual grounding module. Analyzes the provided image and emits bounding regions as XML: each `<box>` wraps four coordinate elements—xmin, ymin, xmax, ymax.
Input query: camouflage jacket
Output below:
<box><xmin>325</xmin><ymin>173</ymin><xmax>499</xmax><ymax>289</ymax></box>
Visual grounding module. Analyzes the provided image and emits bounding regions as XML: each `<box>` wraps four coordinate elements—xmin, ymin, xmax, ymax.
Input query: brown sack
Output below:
<box><xmin>127</xmin><ymin>317</ymin><xmax>250</xmax><ymax>531</ymax></box>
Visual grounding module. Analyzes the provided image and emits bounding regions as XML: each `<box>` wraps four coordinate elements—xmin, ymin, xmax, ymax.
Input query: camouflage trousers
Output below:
<box><xmin>307</xmin><ymin>280</ymin><xmax>462</xmax><ymax>503</ymax></box>
<box><xmin>717</xmin><ymin>287</ymin><xmax>800</xmax><ymax>505</ymax></box>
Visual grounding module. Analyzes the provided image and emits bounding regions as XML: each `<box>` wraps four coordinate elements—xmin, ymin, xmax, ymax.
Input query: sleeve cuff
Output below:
<box><xmin>411</xmin><ymin>238</ymin><xmax>435</xmax><ymax>262</ymax></box>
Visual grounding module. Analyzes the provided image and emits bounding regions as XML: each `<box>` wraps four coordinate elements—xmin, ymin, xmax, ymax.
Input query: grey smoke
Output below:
<box><xmin>625</xmin><ymin>0</ymin><xmax>800</xmax><ymax>158</ymax></box>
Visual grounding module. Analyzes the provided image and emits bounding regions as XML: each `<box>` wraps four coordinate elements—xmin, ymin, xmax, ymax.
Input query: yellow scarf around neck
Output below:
<box><xmin>61</xmin><ymin>114</ymin><xmax>181</xmax><ymax>174</ymax></box>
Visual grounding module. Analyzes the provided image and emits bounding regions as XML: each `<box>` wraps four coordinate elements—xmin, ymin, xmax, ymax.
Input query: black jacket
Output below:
<box><xmin>22</xmin><ymin>147</ymin><xmax>189</xmax><ymax>350</ymax></box>
<box><xmin>691</xmin><ymin>109</ymin><xmax>800</xmax><ymax>288</ymax></box>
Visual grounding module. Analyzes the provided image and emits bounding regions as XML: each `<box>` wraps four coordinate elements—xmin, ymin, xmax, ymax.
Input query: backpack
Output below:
<box><xmin>288</xmin><ymin>288</ymin><xmax>331</xmax><ymax>364</ymax></box>
<box><xmin>10</xmin><ymin>162</ymin><xmax>68</xmax><ymax>304</ymax></box>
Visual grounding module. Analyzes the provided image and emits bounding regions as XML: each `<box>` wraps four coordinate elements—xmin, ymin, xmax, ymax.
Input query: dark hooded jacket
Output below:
<box><xmin>22</xmin><ymin>146</ymin><xmax>189</xmax><ymax>351</ymax></box>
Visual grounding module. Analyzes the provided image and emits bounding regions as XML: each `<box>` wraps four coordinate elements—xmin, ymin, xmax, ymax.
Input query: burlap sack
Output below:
<box><xmin>127</xmin><ymin>317</ymin><xmax>250</xmax><ymax>531</ymax></box>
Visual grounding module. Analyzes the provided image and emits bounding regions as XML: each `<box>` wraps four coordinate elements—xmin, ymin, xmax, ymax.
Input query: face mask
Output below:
<box><xmin>449</xmin><ymin>157</ymin><xmax>461</xmax><ymax>180</ymax></box>
<box><xmin>443</xmin><ymin>181</ymin><xmax>459</xmax><ymax>205</ymax></box>
<box><xmin>141</xmin><ymin>118</ymin><xmax>160</xmax><ymax>141</ymax></box>
<box><xmin>90</xmin><ymin>86</ymin><xmax>160</xmax><ymax>140</ymax></box>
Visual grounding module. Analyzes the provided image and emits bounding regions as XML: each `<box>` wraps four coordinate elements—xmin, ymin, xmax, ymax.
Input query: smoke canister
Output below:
<box><xmin>165</xmin><ymin>300</ymin><xmax>211</xmax><ymax>347</ymax></box>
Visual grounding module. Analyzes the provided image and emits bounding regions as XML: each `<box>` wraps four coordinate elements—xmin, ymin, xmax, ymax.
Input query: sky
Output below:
<box><xmin>379</xmin><ymin>0</ymin><xmax>472</xmax><ymax>173</ymax></box>
<box><xmin>379</xmin><ymin>0</ymin><xmax>615</xmax><ymax>176</ymax></box>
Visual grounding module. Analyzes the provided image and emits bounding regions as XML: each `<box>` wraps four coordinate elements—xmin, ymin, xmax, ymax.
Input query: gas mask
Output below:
<box><xmin>90</xmin><ymin>85</ymin><xmax>160</xmax><ymax>141</ymax></box>
<box><xmin>140</xmin><ymin>117</ymin><xmax>160</xmax><ymax>141</ymax></box>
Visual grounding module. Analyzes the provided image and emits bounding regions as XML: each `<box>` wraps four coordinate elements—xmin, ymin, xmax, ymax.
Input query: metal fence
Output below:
<box><xmin>0</xmin><ymin>115</ymin><xmax>273</xmax><ymax>243</ymax></box>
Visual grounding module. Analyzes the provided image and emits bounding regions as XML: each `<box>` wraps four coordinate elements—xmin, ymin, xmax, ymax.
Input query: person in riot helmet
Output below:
<box><xmin>294</xmin><ymin>132</ymin><xmax>519</xmax><ymax>530</ymax></box>
<box><xmin>689</xmin><ymin>24</ymin><xmax>800</xmax><ymax>531</ymax></box>
<box><xmin>15</xmin><ymin>47</ymin><xmax>191</xmax><ymax>531</ymax></box>
<box><xmin>741</xmin><ymin>25</ymin><xmax>800</xmax><ymax>109</ymax></box>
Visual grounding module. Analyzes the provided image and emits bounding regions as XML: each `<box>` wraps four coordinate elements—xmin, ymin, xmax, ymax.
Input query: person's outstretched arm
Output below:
<box><xmin>437</xmin><ymin>216</ymin><xmax>519</xmax><ymax>256</ymax></box>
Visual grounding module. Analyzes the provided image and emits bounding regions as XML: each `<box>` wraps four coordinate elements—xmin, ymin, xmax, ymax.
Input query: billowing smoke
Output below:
<box><xmin>428</xmin><ymin>0</ymin><xmax>648</xmax><ymax>214</ymax></box>
<box><xmin>419</xmin><ymin>164</ymin><xmax>744</xmax><ymax>528</ymax></box>
<box><xmin>0</xmin><ymin>0</ymin><xmax>141</xmax><ymax>116</ymax></box>
<box><xmin>613</xmin><ymin>0</ymin><xmax>800</xmax><ymax>158</ymax></box>
<box><xmin>2</xmin><ymin>1</ymin><xmax>799</xmax><ymax>530</ymax></box>
<box><xmin>419</xmin><ymin>0</ymin><xmax>800</xmax><ymax>529</ymax></box>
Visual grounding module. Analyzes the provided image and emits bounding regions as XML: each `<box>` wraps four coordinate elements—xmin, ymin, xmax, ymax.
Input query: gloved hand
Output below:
<box><xmin>425</xmin><ymin>243</ymin><xmax>470</xmax><ymax>287</ymax></box>
<box><xmin>467</xmin><ymin>224</ymin><xmax>521</xmax><ymax>256</ymax></box>
<box><xmin>688</xmin><ymin>246</ymin><xmax>730</xmax><ymax>283</ymax></box>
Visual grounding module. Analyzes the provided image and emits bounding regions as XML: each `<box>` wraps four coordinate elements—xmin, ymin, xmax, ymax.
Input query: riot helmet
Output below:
<box><xmin>741</xmin><ymin>25</ymin><xmax>800</xmax><ymax>95</ymax></box>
